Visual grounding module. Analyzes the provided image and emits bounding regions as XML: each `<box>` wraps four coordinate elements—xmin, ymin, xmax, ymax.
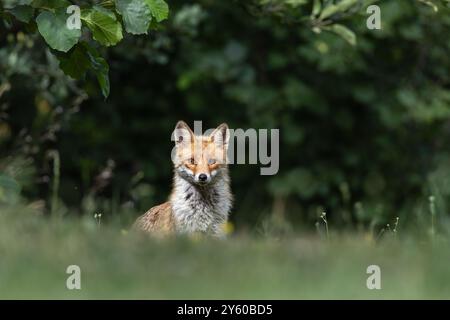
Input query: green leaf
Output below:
<box><xmin>325</xmin><ymin>24</ymin><xmax>357</xmax><ymax>46</ymax></box>
<box><xmin>148</xmin><ymin>18</ymin><xmax>161</xmax><ymax>30</ymax></box>
<box><xmin>285</xmin><ymin>0</ymin><xmax>308</xmax><ymax>7</ymax></box>
<box><xmin>56</xmin><ymin>45</ymin><xmax>91</xmax><ymax>79</ymax></box>
<box><xmin>418</xmin><ymin>0</ymin><xmax>439</xmax><ymax>12</ymax></box>
<box><xmin>319</xmin><ymin>0</ymin><xmax>359</xmax><ymax>20</ymax></box>
<box><xmin>3</xmin><ymin>0</ymin><xmax>32</xmax><ymax>9</ymax></box>
<box><xmin>84</xmin><ymin>44</ymin><xmax>110</xmax><ymax>98</ymax></box>
<box><xmin>311</xmin><ymin>0</ymin><xmax>322</xmax><ymax>17</ymax></box>
<box><xmin>8</xmin><ymin>5</ymin><xmax>34</xmax><ymax>23</ymax></box>
<box><xmin>54</xmin><ymin>43</ymin><xmax>110</xmax><ymax>98</ymax></box>
<box><xmin>81</xmin><ymin>7</ymin><xmax>123</xmax><ymax>46</ymax></box>
<box><xmin>115</xmin><ymin>0</ymin><xmax>152</xmax><ymax>35</ymax></box>
<box><xmin>144</xmin><ymin>0</ymin><xmax>169</xmax><ymax>22</ymax></box>
<box><xmin>36</xmin><ymin>9</ymin><xmax>81</xmax><ymax>52</ymax></box>
<box><xmin>31</xmin><ymin>0</ymin><xmax>70</xmax><ymax>10</ymax></box>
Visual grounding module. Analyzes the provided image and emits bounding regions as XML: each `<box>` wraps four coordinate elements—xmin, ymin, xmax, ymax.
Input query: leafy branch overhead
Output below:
<box><xmin>1</xmin><ymin>0</ymin><xmax>446</xmax><ymax>98</ymax></box>
<box><xmin>252</xmin><ymin>0</ymin><xmax>447</xmax><ymax>45</ymax></box>
<box><xmin>1</xmin><ymin>0</ymin><xmax>169</xmax><ymax>98</ymax></box>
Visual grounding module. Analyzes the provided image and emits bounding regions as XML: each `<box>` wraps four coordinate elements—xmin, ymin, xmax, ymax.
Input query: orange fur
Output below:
<box><xmin>133</xmin><ymin>121</ymin><xmax>231</xmax><ymax>237</ymax></box>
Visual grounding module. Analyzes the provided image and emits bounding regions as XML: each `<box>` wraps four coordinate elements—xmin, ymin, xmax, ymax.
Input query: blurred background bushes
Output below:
<box><xmin>1</xmin><ymin>0</ymin><xmax>450</xmax><ymax>233</ymax></box>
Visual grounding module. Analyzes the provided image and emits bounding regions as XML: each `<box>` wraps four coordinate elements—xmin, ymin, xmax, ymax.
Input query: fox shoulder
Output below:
<box><xmin>133</xmin><ymin>202</ymin><xmax>175</xmax><ymax>235</ymax></box>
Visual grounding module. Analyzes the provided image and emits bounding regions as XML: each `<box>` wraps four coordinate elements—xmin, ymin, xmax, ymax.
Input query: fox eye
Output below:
<box><xmin>208</xmin><ymin>159</ymin><xmax>216</xmax><ymax>165</ymax></box>
<box><xmin>190</xmin><ymin>157</ymin><xmax>196</xmax><ymax>165</ymax></box>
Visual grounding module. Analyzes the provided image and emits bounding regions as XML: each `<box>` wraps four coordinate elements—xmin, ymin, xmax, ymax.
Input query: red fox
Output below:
<box><xmin>133</xmin><ymin>121</ymin><xmax>233</xmax><ymax>237</ymax></box>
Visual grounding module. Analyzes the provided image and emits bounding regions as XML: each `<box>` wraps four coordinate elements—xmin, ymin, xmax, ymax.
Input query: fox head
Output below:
<box><xmin>172</xmin><ymin>121</ymin><xmax>230</xmax><ymax>186</ymax></box>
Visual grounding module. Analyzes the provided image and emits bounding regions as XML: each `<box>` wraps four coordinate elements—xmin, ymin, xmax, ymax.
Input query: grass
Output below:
<box><xmin>1</xmin><ymin>205</ymin><xmax>450</xmax><ymax>299</ymax></box>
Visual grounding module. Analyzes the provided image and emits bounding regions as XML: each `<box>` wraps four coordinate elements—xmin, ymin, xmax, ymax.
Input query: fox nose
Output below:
<box><xmin>198</xmin><ymin>174</ymin><xmax>208</xmax><ymax>182</ymax></box>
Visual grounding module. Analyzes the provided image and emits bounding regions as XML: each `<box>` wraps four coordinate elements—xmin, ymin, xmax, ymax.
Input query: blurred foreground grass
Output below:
<box><xmin>1</xmin><ymin>206</ymin><xmax>450</xmax><ymax>299</ymax></box>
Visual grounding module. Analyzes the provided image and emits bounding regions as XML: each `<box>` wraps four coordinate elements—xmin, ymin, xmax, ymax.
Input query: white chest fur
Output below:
<box><xmin>170</xmin><ymin>174</ymin><xmax>232</xmax><ymax>237</ymax></box>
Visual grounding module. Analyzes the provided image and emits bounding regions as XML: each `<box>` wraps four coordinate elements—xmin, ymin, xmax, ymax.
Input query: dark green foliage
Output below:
<box><xmin>1</xmin><ymin>0</ymin><xmax>169</xmax><ymax>97</ymax></box>
<box><xmin>1</xmin><ymin>0</ymin><xmax>450</xmax><ymax>233</ymax></box>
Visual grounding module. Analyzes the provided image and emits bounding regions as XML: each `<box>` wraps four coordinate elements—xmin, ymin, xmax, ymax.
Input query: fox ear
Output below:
<box><xmin>173</xmin><ymin>121</ymin><xmax>194</xmax><ymax>145</ymax></box>
<box><xmin>210</xmin><ymin>123</ymin><xmax>230</xmax><ymax>149</ymax></box>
